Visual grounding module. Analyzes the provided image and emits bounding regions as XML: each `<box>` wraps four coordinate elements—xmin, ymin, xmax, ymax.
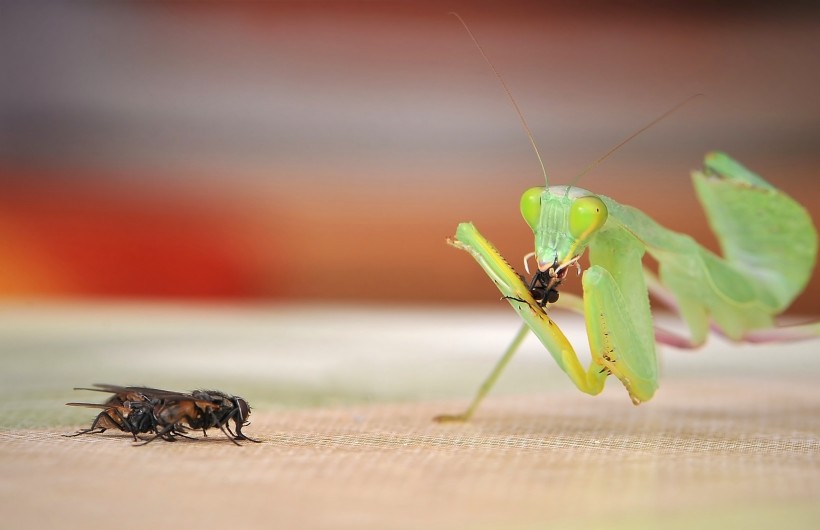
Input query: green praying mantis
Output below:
<box><xmin>436</xmin><ymin>17</ymin><xmax>819</xmax><ymax>422</ymax></box>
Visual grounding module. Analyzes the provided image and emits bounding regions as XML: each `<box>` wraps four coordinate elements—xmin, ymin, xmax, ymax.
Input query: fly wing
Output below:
<box><xmin>66</xmin><ymin>402</ymin><xmax>123</xmax><ymax>410</ymax></box>
<box><xmin>73</xmin><ymin>384</ymin><xmax>151</xmax><ymax>404</ymax></box>
<box><xmin>120</xmin><ymin>386</ymin><xmax>192</xmax><ymax>399</ymax></box>
<box><xmin>73</xmin><ymin>384</ymin><xmax>130</xmax><ymax>394</ymax></box>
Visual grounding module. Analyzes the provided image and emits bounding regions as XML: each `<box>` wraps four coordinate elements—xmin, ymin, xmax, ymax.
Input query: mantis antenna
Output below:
<box><xmin>567</xmin><ymin>93</ymin><xmax>705</xmax><ymax>189</ymax></box>
<box><xmin>452</xmin><ymin>13</ymin><xmax>703</xmax><ymax>193</ymax></box>
<box><xmin>450</xmin><ymin>12</ymin><xmax>550</xmax><ymax>187</ymax></box>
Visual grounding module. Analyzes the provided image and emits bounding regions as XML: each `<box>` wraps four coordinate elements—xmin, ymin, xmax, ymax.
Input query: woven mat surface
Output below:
<box><xmin>1</xmin><ymin>304</ymin><xmax>819</xmax><ymax>529</ymax></box>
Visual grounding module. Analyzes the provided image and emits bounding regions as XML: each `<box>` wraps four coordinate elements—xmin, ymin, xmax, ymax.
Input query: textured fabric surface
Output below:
<box><xmin>1</xmin><ymin>304</ymin><xmax>819</xmax><ymax>529</ymax></box>
<box><xmin>4</xmin><ymin>381</ymin><xmax>820</xmax><ymax>529</ymax></box>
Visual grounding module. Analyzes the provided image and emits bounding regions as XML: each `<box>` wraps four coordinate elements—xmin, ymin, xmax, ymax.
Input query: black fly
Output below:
<box><xmin>65</xmin><ymin>384</ymin><xmax>259</xmax><ymax>446</ymax></box>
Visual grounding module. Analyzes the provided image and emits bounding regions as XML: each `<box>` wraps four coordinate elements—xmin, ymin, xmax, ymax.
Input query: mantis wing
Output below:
<box><xmin>604</xmin><ymin>152</ymin><xmax>818</xmax><ymax>344</ymax></box>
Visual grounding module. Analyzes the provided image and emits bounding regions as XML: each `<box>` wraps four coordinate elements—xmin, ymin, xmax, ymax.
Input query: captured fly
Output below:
<box><xmin>65</xmin><ymin>384</ymin><xmax>259</xmax><ymax>446</ymax></box>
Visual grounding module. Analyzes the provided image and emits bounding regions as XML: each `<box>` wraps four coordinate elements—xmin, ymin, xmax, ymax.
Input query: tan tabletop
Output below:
<box><xmin>1</xmin><ymin>303</ymin><xmax>818</xmax><ymax>529</ymax></box>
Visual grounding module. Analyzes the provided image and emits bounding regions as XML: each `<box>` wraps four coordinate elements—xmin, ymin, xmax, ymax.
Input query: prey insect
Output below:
<box><xmin>66</xmin><ymin>384</ymin><xmax>260</xmax><ymax>445</ymax></box>
<box><xmin>436</xmin><ymin>16</ymin><xmax>819</xmax><ymax>421</ymax></box>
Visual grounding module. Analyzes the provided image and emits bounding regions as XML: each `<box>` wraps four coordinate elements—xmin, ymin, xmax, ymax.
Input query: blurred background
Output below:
<box><xmin>1</xmin><ymin>0</ymin><xmax>819</xmax><ymax>312</ymax></box>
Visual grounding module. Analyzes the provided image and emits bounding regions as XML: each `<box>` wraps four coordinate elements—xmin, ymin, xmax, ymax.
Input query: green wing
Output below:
<box><xmin>603</xmin><ymin>152</ymin><xmax>817</xmax><ymax>343</ymax></box>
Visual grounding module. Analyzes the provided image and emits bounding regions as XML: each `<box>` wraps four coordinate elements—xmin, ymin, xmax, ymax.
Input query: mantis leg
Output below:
<box><xmin>643</xmin><ymin>266</ymin><xmax>820</xmax><ymax>346</ymax></box>
<box><xmin>551</xmin><ymin>289</ymin><xmax>701</xmax><ymax>349</ymax></box>
<box><xmin>584</xmin><ymin>229</ymin><xmax>658</xmax><ymax>403</ymax></box>
<box><xmin>543</xmin><ymin>265</ymin><xmax>817</xmax><ymax>350</ymax></box>
<box><xmin>439</xmin><ymin>222</ymin><xmax>651</xmax><ymax>418</ymax></box>
<box><xmin>434</xmin><ymin>323</ymin><xmax>529</xmax><ymax>422</ymax></box>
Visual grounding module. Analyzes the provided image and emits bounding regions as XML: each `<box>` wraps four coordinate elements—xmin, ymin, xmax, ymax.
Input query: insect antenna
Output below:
<box><xmin>450</xmin><ymin>12</ymin><xmax>549</xmax><ymax>187</ymax></box>
<box><xmin>567</xmin><ymin>93</ymin><xmax>704</xmax><ymax>191</ymax></box>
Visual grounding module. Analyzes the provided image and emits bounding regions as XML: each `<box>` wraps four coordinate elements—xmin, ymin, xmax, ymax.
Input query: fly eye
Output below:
<box><xmin>520</xmin><ymin>187</ymin><xmax>545</xmax><ymax>230</ymax></box>
<box><xmin>569</xmin><ymin>196</ymin><xmax>608</xmax><ymax>239</ymax></box>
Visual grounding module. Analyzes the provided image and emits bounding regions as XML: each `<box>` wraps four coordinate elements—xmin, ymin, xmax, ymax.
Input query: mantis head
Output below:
<box><xmin>520</xmin><ymin>186</ymin><xmax>608</xmax><ymax>275</ymax></box>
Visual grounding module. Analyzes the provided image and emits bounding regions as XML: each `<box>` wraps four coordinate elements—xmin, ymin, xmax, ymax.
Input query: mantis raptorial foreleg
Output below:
<box><xmin>437</xmin><ymin>221</ymin><xmax>657</xmax><ymax>420</ymax></box>
<box><xmin>531</xmin><ymin>285</ymin><xmax>699</xmax><ymax>350</ymax></box>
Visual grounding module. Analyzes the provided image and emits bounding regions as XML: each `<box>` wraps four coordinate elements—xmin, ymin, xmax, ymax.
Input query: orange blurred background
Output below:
<box><xmin>1</xmin><ymin>1</ymin><xmax>819</xmax><ymax>312</ymax></box>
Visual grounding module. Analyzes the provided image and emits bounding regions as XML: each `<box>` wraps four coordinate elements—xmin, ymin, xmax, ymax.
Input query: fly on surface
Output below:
<box><xmin>65</xmin><ymin>384</ymin><xmax>259</xmax><ymax>446</ymax></box>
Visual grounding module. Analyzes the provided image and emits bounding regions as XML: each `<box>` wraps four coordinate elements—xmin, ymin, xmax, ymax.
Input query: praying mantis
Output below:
<box><xmin>436</xmin><ymin>17</ymin><xmax>819</xmax><ymax>422</ymax></box>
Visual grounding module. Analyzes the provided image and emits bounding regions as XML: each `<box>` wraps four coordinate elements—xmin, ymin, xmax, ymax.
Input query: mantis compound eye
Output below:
<box><xmin>569</xmin><ymin>195</ymin><xmax>608</xmax><ymax>240</ymax></box>
<box><xmin>520</xmin><ymin>187</ymin><xmax>545</xmax><ymax>230</ymax></box>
